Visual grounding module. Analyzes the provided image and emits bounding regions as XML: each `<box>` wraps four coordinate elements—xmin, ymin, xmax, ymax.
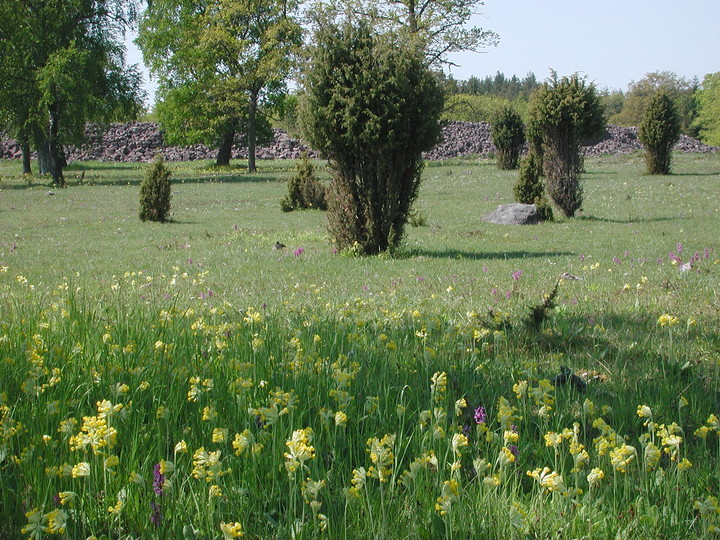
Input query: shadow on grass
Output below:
<box><xmin>575</xmin><ymin>215</ymin><xmax>684</xmax><ymax>224</ymax></box>
<box><xmin>407</xmin><ymin>248</ymin><xmax>574</xmax><ymax>260</ymax></box>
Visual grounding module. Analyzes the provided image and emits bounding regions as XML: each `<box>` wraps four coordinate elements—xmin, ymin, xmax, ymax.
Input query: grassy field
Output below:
<box><xmin>1</xmin><ymin>153</ymin><xmax>719</xmax><ymax>538</ymax></box>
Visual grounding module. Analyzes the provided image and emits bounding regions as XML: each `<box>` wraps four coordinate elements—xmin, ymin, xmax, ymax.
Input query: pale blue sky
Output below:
<box><xmin>126</xmin><ymin>0</ymin><xmax>720</xmax><ymax>106</ymax></box>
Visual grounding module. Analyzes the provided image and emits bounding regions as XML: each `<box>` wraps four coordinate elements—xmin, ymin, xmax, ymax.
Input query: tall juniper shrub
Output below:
<box><xmin>491</xmin><ymin>105</ymin><xmax>525</xmax><ymax>170</ymax></box>
<box><xmin>139</xmin><ymin>154</ymin><xmax>172</xmax><ymax>222</ymax></box>
<box><xmin>300</xmin><ymin>21</ymin><xmax>444</xmax><ymax>255</ymax></box>
<box><xmin>528</xmin><ymin>74</ymin><xmax>604</xmax><ymax>217</ymax></box>
<box><xmin>638</xmin><ymin>91</ymin><xmax>681</xmax><ymax>175</ymax></box>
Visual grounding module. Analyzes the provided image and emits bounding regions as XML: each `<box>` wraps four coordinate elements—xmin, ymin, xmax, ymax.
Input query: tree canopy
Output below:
<box><xmin>315</xmin><ymin>0</ymin><xmax>498</xmax><ymax>67</ymax></box>
<box><xmin>0</xmin><ymin>0</ymin><xmax>145</xmax><ymax>184</ymax></box>
<box><xmin>137</xmin><ymin>0</ymin><xmax>302</xmax><ymax>171</ymax></box>
<box><xmin>693</xmin><ymin>72</ymin><xmax>720</xmax><ymax>146</ymax></box>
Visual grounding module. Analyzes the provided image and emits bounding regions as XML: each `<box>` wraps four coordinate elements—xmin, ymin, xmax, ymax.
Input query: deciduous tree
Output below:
<box><xmin>137</xmin><ymin>0</ymin><xmax>302</xmax><ymax>171</ymax></box>
<box><xmin>0</xmin><ymin>0</ymin><xmax>144</xmax><ymax>185</ymax></box>
<box><xmin>693</xmin><ymin>72</ymin><xmax>720</xmax><ymax>146</ymax></box>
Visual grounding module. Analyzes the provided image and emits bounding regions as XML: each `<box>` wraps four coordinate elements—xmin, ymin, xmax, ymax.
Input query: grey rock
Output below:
<box><xmin>482</xmin><ymin>203</ymin><xmax>540</xmax><ymax>225</ymax></box>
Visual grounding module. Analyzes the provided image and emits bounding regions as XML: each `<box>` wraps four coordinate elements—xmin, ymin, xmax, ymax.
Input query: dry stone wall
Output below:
<box><xmin>1</xmin><ymin>121</ymin><xmax>716</xmax><ymax>163</ymax></box>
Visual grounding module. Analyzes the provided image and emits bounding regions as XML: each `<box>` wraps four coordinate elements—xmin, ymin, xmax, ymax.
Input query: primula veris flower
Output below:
<box><xmin>72</xmin><ymin>462</ymin><xmax>90</xmax><ymax>478</ymax></box>
<box><xmin>587</xmin><ymin>467</ymin><xmax>604</xmax><ymax>487</ymax></box>
<box><xmin>220</xmin><ymin>521</ymin><xmax>244</xmax><ymax>539</ymax></box>
<box><xmin>657</xmin><ymin>314</ymin><xmax>679</xmax><ymax>327</ymax></box>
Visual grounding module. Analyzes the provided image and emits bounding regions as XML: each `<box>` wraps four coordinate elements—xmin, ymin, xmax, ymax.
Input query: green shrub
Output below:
<box><xmin>528</xmin><ymin>73</ymin><xmax>605</xmax><ymax>217</ymax></box>
<box><xmin>491</xmin><ymin>106</ymin><xmax>525</xmax><ymax>169</ymax></box>
<box><xmin>514</xmin><ymin>153</ymin><xmax>553</xmax><ymax>221</ymax></box>
<box><xmin>300</xmin><ymin>22</ymin><xmax>444</xmax><ymax>255</ymax></box>
<box><xmin>139</xmin><ymin>154</ymin><xmax>172</xmax><ymax>222</ymax></box>
<box><xmin>281</xmin><ymin>154</ymin><xmax>327</xmax><ymax>212</ymax></box>
<box><xmin>638</xmin><ymin>91</ymin><xmax>680</xmax><ymax>175</ymax></box>
<box><xmin>442</xmin><ymin>94</ymin><xmax>512</xmax><ymax>123</ymax></box>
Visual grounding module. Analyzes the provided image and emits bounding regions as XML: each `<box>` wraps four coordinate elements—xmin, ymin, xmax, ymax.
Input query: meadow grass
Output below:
<box><xmin>1</xmin><ymin>153</ymin><xmax>719</xmax><ymax>538</ymax></box>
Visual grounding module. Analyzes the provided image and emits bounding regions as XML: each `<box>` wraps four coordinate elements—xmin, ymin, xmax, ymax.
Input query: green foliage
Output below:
<box><xmin>445</xmin><ymin>71</ymin><xmax>541</xmax><ymax>100</ymax></box>
<box><xmin>300</xmin><ymin>21</ymin><xmax>444</xmax><ymax>255</ymax></box>
<box><xmin>692</xmin><ymin>72</ymin><xmax>720</xmax><ymax>145</ymax></box>
<box><xmin>638</xmin><ymin>91</ymin><xmax>681</xmax><ymax>175</ymax></box>
<box><xmin>317</xmin><ymin>0</ymin><xmax>498</xmax><ymax>67</ymax></box>
<box><xmin>139</xmin><ymin>155</ymin><xmax>172</xmax><ymax>222</ymax></box>
<box><xmin>528</xmin><ymin>73</ymin><xmax>605</xmax><ymax>217</ymax></box>
<box><xmin>441</xmin><ymin>94</ymin><xmax>517</xmax><ymax>123</ymax></box>
<box><xmin>0</xmin><ymin>0</ymin><xmax>144</xmax><ymax>183</ymax></box>
<box><xmin>514</xmin><ymin>153</ymin><xmax>553</xmax><ymax>221</ymax></box>
<box><xmin>491</xmin><ymin>106</ymin><xmax>525</xmax><ymax>169</ymax></box>
<box><xmin>609</xmin><ymin>71</ymin><xmax>697</xmax><ymax>134</ymax></box>
<box><xmin>138</xmin><ymin>0</ymin><xmax>302</xmax><ymax>170</ymax></box>
<box><xmin>281</xmin><ymin>154</ymin><xmax>327</xmax><ymax>212</ymax></box>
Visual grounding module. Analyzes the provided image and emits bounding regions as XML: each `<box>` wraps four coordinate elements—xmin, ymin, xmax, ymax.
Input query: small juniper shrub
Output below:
<box><xmin>524</xmin><ymin>279</ymin><xmax>560</xmax><ymax>331</ymax></box>
<box><xmin>491</xmin><ymin>105</ymin><xmax>525</xmax><ymax>170</ymax></box>
<box><xmin>139</xmin><ymin>154</ymin><xmax>172</xmax><ymax>222</ymax></box>
<box><xmin>281</xmin><ymin>153</ymin><xmax>327</xmax><ymax>212</ymax></box>
<box><xmin>514</xmin><ymin>153</ymin><xmax>553</xmax><ymax>221</ymax></box>
<box><xmin>638</xmin><ymin>91</ymin><xmax>681</xmax><ymax>175</ymax></box>
<box><xmin>408</xmin><ymin>209</ymin><xmax>428</xmax><ymax>227</ymax></box>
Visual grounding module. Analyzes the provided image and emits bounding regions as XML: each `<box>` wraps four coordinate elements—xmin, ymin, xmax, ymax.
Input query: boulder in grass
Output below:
<box><xmin>482</xmin><ymin>203</ymin><xmax>539</xmax><ymax>225</ymax></box>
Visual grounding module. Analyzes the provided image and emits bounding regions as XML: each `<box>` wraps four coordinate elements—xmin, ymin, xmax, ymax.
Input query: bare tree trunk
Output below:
<box><xmin>247</xmin><ymin>90</ymin><xmax>259</xmax><ymax>173</ymax></box>
<box><xmin>33</xmin><ymin>125</ymin><xmax>52</xmax><ymax>175</ymax></box>
<box><xmin>215</xmin><ymin>125</ymin><xmax>235</xmax><ymax>166</ymax></box>
<box><xmin>47</xmin><ymin>103</ymin><xmax>65</xmax><ymax>187</ymax></box>
<box><xmin>21</xmin><ymin>139</ymin><xmax>32</xmax><ymax>175</ymax></box>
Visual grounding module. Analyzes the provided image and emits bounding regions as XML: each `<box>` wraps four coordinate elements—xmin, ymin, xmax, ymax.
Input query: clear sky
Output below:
<box><xmin>126</xmin><ymin>0</ymin><xmax>720</xmax><ymax>106</ymax></box>
<box><xmin>447</xmin><ymin>0</ymin><xmax>720</xmax><ymax>90</ymax></box>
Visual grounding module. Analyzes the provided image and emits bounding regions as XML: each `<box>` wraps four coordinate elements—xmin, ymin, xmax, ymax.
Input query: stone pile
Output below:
<box><xmin>1</xmin><ymin>121</ymin><xmax>716</xmax><ymax>163</ymax></box>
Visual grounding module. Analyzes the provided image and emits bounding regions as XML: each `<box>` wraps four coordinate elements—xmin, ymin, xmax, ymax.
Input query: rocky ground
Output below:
<box><xmin>1</xmin><ymin>121</ymin><xmax>716</xmax><ymax>164</ymax></box>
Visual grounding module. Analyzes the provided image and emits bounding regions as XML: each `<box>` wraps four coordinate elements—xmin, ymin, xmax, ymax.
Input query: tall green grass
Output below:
<box><xmin>1</xmin><ymin>153</ymin><xmax>719</xmax><ymax>538</ymax></box>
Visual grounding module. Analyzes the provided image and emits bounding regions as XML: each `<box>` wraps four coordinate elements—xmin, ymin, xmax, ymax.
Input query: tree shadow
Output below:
<box><xmin>406</xmin><ymin>248</ymin><xmax>574</xmax><ymax>260</ymax></box>
<box><xmin>574</xmin><ymin>215</ymin><xmax>684</xmax><ymax>224</ymax></box>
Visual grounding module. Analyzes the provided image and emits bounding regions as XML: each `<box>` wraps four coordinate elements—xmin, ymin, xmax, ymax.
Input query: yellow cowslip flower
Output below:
<box><xmin>334</xmin><ymin>410</ymin><xmax>348</xmax><ymax>427</ymax></box>
<box><xmin>707</xmin><ymin>414</ymin><xmax>720</xmax><ymax>430</ymax></box>
<box><xmin>512</xmin><ymin>380</ymin><xmax>528</xmax><ymax>400</ymax></box>
<box><xmin>657</xmin><ymin>314</ymin><xmax>680</xmax><ymax>327</ymax></box>
<box><xmin>159</xmin><ymin>460</ymin><xmax>174</xmax><ymax>475</ymax></box>
<box><xmin>129</xmin><ymin>472</ymin><xmax>145</xmax><ymax>485</ymax></box>
<box><xmin>71</xmin><ymin>461</ymin><xmax>91</xmax><ymax>478</ymax></box>
<box><xmin>212</xmin><ymin>428</ymin><xmax>228</xmax><ymax>443</ymax></box>
<box><xmin>430</xmin><ymin>372</ymin><xmax>447</xmax><ymax>402</ymax></box>
<box><xmin>610</xmin><ymin>444</ymin><xmax>636</xmax><ymax>473</ymax></box>
<box><xmin>661</xmin><ymin>434</ymin><xmax>683</xmax><ymax>460</ymax></box>
<box><xmin>637</xmin><ymin>405</ymin><xmax>652</xmax><ymax>419</ymax></box>
<box><xmin>21</xmin><ymin>508</ymin><xmax>44</xmax><ymax>537</ymax></box>
<box><xmin>349</xmin><ymin>466</ymin><xmax>367</xmax><ymax>494</ymax></box>
<box><xmin>58</xmin><ymin>491</ymin><xmax>78</xmax><ymax>506</ymax></box>
<box><xmin>451</xmin><ymin>433</ymin><xmax>469</xmax><ymax>456</ymax></box>
<box><xmin>367</xmin><ymin>434</ymin><xmax>395</xmax><ymax>483</ymax></box>
<box><xmin>220</xmin><ymin>521</ymin><xmax>244</xmax><ymax>539</ymax></box>
<box><xmin>202</xmin><ymin>406</ymin><xmax>217</xmax><ymax>421</ymax></box>
<box><xmin>544</xmin><ymin>431</ymin><xmax>563</xmax><ymax>450</ymax></box>
<box><xmin>497</xmin><ymin>446</ymin><xmax>516</xmax><ymax>467</ymax></box>
<box><xmin>317</xmin><ymin>513</ymin><xmax>329</xmax><ymax>532</ymax></box>
<box><xmin>233</xmin><ymin>430</ymin><xmax>254</xmax><ymax>456</ymax></box>
<box><xmin>677</xmin><ymin>458</ymin><xmax>692</xmax><ymax>471</ymax></box>
<box><xmin>108</xmin><ymin>499</ymin><xmax>124</xmax><ymax>515</ymax></box>
<box><xmin>483</xmin><ymin>474</ymin><xmax>500</xmax><ymax>488</ymax></box>
<box><xmin>284</xmin><ymin>428</ymin><xmax>316</xmax><ymax>476</ymax></box>
<box><xmin>527</xmin><ymin>467</ymin><xmax>566</xmax><ymax>494</ymax></box>
<box><xmin>174</xmin><ymin>440</ymin><xmax>188</xmax><ymax>454</ymax></box>
<box><xmin>454</xmin><ymin>397</ymin><xmax>467</xmax><ymax>417</ymax></box>
<box><xmin>104</xmin><ymin>455</ymin><xmax>120</xmax><ymax>469</ymax></box>
<box><xmin>586</xmin><ymin>467</ymin><xmax>604</xmax><ymax>487</ymax></box>
<box><xmin>435</xmin><ymin>479</ymin><xmax>459</xmax><ymax>516</ymax></box>
<box><xmin>643</xmin><ymin>442</ymin><xmax>661</xmax><ymax>471</ymax></box>
<box><xmin>209</xmin><ymin>485</ymin><xmax>223</xmax><ymax>497</ymax></box>
<box><xmin>504</xmin><ymin>429</ymin><xmax>519</xmax><ymax>445</ymax></box>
